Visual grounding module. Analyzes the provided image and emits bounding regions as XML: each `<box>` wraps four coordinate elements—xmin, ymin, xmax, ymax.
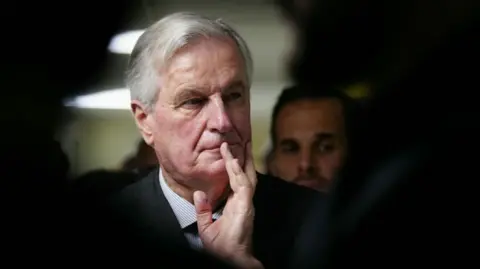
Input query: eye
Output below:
<box><xmin>224</xmin><ymin>91</ymin><xmax>243</xmax><ymax>102</ymax></box>
<box><xmin>182</xmin><ymin>98</ymin><xmax>205</xmax><ymax>107</ymax></box>
<box><xmin>280</xmin><ymin>141</ymin><xmax>299</xmax><ymax>154</ymax></box>
<box><xmin>230</xmin><ymin>92</ymin><xmax>242</xmax><ymax>100</ymax></box>
<box><xmin>317</xmin><ymin>142</ymin><xmax>335</xmax><ymax>153</ymax></box>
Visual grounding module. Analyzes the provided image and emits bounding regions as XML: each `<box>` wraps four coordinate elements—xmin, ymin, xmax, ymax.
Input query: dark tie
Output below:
<box><xmin>183</xmin><ymin>217</ymin><xmax>220</xmax><ymax>234</ymax></box>
<box><xmin>184</xmin><ymin>222</ymin><xmax>198</xmax><ymax>233</ymax></box>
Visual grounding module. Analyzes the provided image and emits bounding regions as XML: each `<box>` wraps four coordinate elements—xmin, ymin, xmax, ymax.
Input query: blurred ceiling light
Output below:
<box><xmin>108</xmin><ymin>30</ymin><xmax>145</xmax><ymax>54</ymax></box>
<box><xmin>65</xmin><ymin>88</ymin><xmax>130</xmax><ymax>109</ymax></box>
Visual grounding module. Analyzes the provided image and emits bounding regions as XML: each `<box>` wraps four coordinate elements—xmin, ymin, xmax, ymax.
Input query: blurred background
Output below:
<box><xmin>60</xmin><ymin>0</ymin><xmax>369</xmax><ymax>176</ymax></box>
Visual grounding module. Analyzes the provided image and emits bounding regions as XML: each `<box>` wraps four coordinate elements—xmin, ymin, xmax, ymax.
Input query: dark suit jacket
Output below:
<box><xmin>89</xmin><ymin>169</ymin><xmax>324</xmax><ymax>268</ymax></box>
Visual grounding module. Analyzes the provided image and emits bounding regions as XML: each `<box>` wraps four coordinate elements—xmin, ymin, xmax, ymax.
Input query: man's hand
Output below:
<box><xmin>193</xmin><ymin>142</ymin><xmax>263</xmax><ymax>269</ymax></box>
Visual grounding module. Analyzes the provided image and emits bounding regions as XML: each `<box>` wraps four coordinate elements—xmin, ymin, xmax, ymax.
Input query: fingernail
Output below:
<box><xmin>221</xmin><ymin>142</ymin><xmax>228</xmax><ymax>152</ymax></box>
<box><xmin>194</xmin><ymin>191</ymin><xmax>208</xmax><ymax>204</ymax></box>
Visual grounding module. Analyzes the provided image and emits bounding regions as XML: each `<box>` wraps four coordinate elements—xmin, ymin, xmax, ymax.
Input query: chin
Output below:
<box><xmin>204</xmin><ymin>158</ymin><xmax>228</xmax><ymax>179</ymax></box>
<box><xmin>195</xmin><ymin>151</ymin><xmax>244</xmax><ymax>180</ymax></box>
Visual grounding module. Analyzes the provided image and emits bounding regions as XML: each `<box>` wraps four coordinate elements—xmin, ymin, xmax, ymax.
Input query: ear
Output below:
<box><xmin>131</xmin><ymin>100</ymin><xmax>155</xmax><ymax>146</ymax></box>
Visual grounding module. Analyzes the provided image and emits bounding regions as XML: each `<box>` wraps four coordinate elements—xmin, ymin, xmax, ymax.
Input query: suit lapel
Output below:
<box><xmin>118</xmin><ymin>170</ymin><xmax>288</xmax><ymax>264</ymax></box>
<box><xmin>121</xmin><ymin>169</ymin><xmax>190</xmax><ymax>248</ymax></box>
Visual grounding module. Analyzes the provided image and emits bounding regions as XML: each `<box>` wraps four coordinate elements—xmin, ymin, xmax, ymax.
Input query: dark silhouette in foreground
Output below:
<box><xmin>275</xmin><ymin>0</ymin><xmax>480</xmax><ymax>268</ymax></box>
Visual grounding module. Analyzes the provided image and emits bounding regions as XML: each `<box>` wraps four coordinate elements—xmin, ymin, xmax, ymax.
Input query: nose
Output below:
<box><xmin>207</xmin><ymin>96</ymin><xmax>233</xmax><ymax>134</ymax></box>
<box><xmin>298</xmin><ymin>149</ymin><xmax>316</xmax><ymax>176</ymax></box>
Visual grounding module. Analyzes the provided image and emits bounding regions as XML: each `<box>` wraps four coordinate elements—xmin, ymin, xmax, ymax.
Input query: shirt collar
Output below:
<box><xmin>159</xmin><ymin>169</ymin><xmax>223</xmax><ymax>229</ymax></box>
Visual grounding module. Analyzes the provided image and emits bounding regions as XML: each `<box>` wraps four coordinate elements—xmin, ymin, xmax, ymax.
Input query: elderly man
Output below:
<box><xmin>95</xmin><ymin>12</ymin><xmax>323</xmax><ymax>269</ymax></box>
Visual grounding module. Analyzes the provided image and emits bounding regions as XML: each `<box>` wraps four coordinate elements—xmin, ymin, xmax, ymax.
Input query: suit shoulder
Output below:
<box><xmin>106</xmin><ymin>169</ymin><xmax>158</xmax><ymax>208</ymax></box>
<box><xmin>117</xmin><ymin>172</ymin><xmax>154</xmax><ymax>196</ymax></box>
<box><xmin>256</xmin><ymin>172</ymin><xmax>326</xmax><ymax>204</ymax></box>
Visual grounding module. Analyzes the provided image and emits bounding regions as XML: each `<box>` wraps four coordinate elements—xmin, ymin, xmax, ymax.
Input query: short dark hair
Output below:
<box><xmin>270</xmin><ymin>85</ymin><xmax>357</xmax><ymax>147</ymax></box>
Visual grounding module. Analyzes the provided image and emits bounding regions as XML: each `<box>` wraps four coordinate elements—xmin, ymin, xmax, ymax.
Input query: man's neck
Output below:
<box><xmin>161</xmin><ymin>168</ymin><xmax>230</xmax><ymax>210</ymax></box>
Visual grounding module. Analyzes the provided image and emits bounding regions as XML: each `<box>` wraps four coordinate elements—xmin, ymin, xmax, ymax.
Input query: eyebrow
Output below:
<box><xmin>314</xmin><ymin>133</ymin><xmax>335</xmax><ymax>140</ymax></box>
<box><xmin>278</xmin><ymin>133</ymin><xmax>335</xmax><ymax>144</ymax></box>
<box><xmin>223</xmin><ymin>81</ymin><xmax>245</xmax><ymax>92</ymax></box>
<box><xmin>173</xmin><ymin>88</ymin><xmax>205</xmax><ymax>104</ymax></box>
<box><xmin>173</xmin><ymin>80</ymin><xmax>247</xmax><ymax>101</ymax></box>
<box><xmin>279</xmin><ymin>138</ymin><xmax>298</xmax><ymax>145</ymax></box>
<box><xmin>177</xmin><ymin>81</ymin><xmax>245</xmax><ymax>96</ymax></box>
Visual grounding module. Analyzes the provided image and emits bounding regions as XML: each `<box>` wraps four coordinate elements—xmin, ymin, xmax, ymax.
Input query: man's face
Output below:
<box><xmin>271</xmin><ymin>98</ymin><xmax>347</xmax><ymax>192</ymax></box>
<box><xmin>138</xmin><ymin>37</ymin><xmax>251</xmax><ymax>189</ymax></box>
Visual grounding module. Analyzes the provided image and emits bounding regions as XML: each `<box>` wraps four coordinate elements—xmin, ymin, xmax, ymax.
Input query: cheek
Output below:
<box><xmin>231</xmin><ymin>110</ymin><xmax>251</xmax><ymax>138</ymax></box>
<box><xmin>175</xmin><ymin>119</ymin><xmax>204</xmax><ymax>141</ymax></box>
<box><xmin>330</xmin><ymin>148</ymin><xmax>347</xmax><ymax>167</ymax></box>
<box><xmin>275</xmin><ymin>164</ymin><xmax>298</xmax><ymax>181</ymax></box>
<box><xmin>274</xmin><ymin>154</ymin><xmax>298</xmax><ymax>174</ymax></box>
<box><xmin>155</xmin><ymin>112</ymin><xmax>202</xmax><ymax>150</ymax></box>
<box><xmin>317</xmin><ymin>152</ymin><xmax>344</xmax><ymax>173</ymax></box>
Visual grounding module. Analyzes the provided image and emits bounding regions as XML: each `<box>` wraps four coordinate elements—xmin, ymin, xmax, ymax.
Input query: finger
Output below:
<box><xmin>225</xmin><ymin>190</ymin><xmax>253</xmax><ymax>217</ymax></box>
<box><xmin>220</xmin><ymin>143</ymin><xmax>238</xmax><ymax>186</ymax></box>
<box><xmin>220</xmin><ymin>142</ymin><xmax>242</xmax><ymax>174</ymax></box>
<box><xmin>230</xmin><ymin>159</ymin><xmax>248</xmax><ymax>191</ymax></box>
<box><xmin>244</xmin><ymin>141</ymin><xmax>257</xmax><ymax>185</ymax></box>
<box><xmin>228</xmin><ymin>157</ymin><xmax>243</xmax><ymax>176</ymax></box>
<box><xmin>221</xmin><ymin>143</ymin><xmax>249</xmax><ymax>192</ymax></box>
<box><xmin>220</xmin><ymin>142</ymin><xmax>235</xmax><ymax>180</ymax></box>
<box><xmin>221</xmin><ymin>143</ymin><xmax>241</xmax><ymax>190</ymax></box>
<box><xmin>193</xmin><ymin>191</ymin><xmax>212</xmax><ymax>234</ymax></box>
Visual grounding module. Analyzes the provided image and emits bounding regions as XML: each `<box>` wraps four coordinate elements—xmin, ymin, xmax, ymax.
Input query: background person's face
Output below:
<box><xmin>146</xmin><ymin>37</ymin><xmax>251</xmax><ymax>189</ymax></box>
<box><xmin>271</xmin><ymin>98</ymin><xmax>347</xmax><ymax>192</ymax></box>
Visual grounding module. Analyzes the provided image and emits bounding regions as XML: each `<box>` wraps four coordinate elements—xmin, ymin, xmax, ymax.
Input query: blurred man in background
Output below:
<box><xmin>268</xmin><ymin>86</ymin><xmax>353</xmax><ymax>192</ymax></box>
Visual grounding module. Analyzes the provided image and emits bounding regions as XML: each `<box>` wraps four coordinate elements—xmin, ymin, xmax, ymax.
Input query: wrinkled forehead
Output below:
<box><xmin>276</xmin><ymin>98</ymin><xmax>346</xmax><ymax>135</ymax></box>
<box><xmin>158</xmin><ymin>37</ymin><xmax>249</xmax><ymax>95</ymax></box>
<box><xmin>160</xmin><ymin>37</ymin><xmax>246</xmax><ymax>71</ymax></box>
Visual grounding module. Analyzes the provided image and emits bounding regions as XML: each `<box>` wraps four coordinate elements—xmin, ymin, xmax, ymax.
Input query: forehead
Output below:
<box><xmin>275</xmin><ymin>98</ymin><xmax>345</xmax><ymax>138</ymax></box>
<box><xmin>160</xmin><ymin>37</ymin><xmax>246</xmax><ymax>95</ymax></box>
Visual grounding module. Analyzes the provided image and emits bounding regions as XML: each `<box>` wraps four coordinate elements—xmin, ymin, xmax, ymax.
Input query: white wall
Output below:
<box><xmin>60</xmin><ymin>117</ymin><xmax>138</xmax><ymax>176</ymax></box>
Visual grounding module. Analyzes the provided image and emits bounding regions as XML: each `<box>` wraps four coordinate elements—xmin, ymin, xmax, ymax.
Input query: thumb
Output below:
<box><xmin>193</xmin><ymin>191</ymin><xmax>212</xmax><ymax>233</ymax></box>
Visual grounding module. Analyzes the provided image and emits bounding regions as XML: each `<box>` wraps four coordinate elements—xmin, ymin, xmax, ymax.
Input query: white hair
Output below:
<box><xmin>126</xmin><ymin>12</ymin><xmax>254</xmax><ymax>111</ymax></box>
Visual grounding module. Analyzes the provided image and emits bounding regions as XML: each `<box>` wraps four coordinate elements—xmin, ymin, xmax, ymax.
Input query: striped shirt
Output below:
<box><xmin>159</xmin><ymin>169</ymin><xmax>223</xmax><ymax>250</ymax></box>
